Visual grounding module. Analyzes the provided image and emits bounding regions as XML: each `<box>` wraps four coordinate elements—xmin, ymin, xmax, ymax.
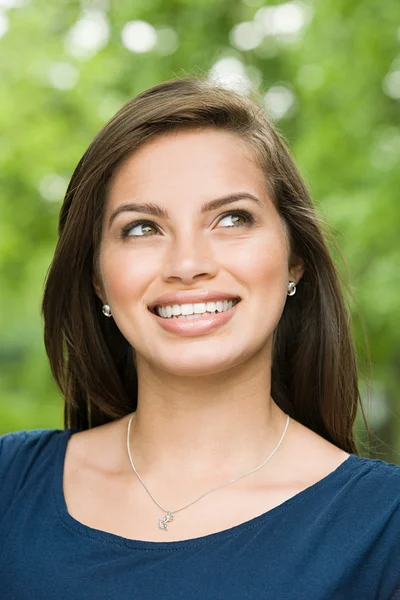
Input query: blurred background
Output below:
<box><xmin>0</xmin><ymin>0</ymin><xmax>399</xmax><ymax>463</ymax></box>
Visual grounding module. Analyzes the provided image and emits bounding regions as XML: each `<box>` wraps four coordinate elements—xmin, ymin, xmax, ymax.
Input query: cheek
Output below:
<box><xmin>99</xmin><ymin>246</ymin><xmax>160</xmax><ymax>304</ymax></box>
<box><xmin>227</xmin><ymin>231</ymin><xmax>289</xmax><ymax>292</ymax></box>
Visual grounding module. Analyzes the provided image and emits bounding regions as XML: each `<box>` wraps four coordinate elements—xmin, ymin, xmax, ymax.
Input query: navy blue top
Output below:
<box><xmin>0</xmin><ymin>428</ymin><xmax>399</xmax><ymax>600</ymax></box>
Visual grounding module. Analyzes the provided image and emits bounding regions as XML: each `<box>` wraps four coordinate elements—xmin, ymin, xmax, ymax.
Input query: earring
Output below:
<box><xmin>287</xmin><ymin>281</ymin><xmax>296</xmax><ymax>296</ymax></box>
<box><xmin>102</xmin><ymin>304</ymin><xmax>112</xmax><ymax>317</ymax></box>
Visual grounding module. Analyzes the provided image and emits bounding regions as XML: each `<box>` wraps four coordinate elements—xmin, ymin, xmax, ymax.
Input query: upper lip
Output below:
<box><xmin>148</xmin><ymin>291</ymin><xmax>241</xmax><ymax>311</ymax></box>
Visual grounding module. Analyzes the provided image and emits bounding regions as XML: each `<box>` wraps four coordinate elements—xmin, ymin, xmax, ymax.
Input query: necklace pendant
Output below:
<box><xmin>158</xmin><ymin>511</ymin><xmax>174</xmax><ymax>531</ymax></box>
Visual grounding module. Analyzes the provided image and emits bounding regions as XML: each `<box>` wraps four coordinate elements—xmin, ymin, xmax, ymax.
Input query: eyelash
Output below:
<box><xmin>119</xmin><ymin>209</ymin><xmax>256</xmax><ymax>239</ymax></box>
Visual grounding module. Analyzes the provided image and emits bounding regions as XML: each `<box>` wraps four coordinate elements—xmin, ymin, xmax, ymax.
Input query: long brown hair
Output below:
<box><xmin>42</xmin><ymin>76</ymin><xmax>366</xmax><ymax>453</ymax></box>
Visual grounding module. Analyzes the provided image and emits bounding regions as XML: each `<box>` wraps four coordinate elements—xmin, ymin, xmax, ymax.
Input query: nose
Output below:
<box><xmin>161</xmin><ymin>232</ymin><xmax>218</xmax><ymax>285</ymax></box>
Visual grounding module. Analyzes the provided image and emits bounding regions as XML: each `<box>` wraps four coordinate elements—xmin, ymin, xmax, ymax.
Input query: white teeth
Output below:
<box><xmin>193</xmin><ymin>303</ymin><xmax>206</xmax><ymax>314</ymax></box>
<box><xmin>181</xmin><ymin>303</ymin><xmax>193</xmax><ymax>316</ymax></box>
<box><xmin>155</xmin><ymin>299</ymin><xmax>239</xmax><ymax>319</ymax></box>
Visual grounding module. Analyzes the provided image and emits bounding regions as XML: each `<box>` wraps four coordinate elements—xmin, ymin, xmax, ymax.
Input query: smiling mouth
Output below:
<box><xmin>149</xmin><ymin>298</ymin><xmax>241</xmax><ymax>319</ymax></box>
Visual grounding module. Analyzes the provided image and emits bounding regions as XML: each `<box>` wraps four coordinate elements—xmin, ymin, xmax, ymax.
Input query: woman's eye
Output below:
<box><xmin>218</xmin><ymin>210</ymin><xmax>255</xmax><ymax>228</ymax></box>
<box><xmin>120</xmin><ymin>220</ymin><xmax>159</xmax><ymax>238</ymax></box>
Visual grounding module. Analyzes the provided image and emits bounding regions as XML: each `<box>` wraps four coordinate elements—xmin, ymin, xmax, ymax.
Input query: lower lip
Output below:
<box><xmin>149</xmin><ymin>301</ymin><xmax>241</xmax><ymax>337</ymax></box>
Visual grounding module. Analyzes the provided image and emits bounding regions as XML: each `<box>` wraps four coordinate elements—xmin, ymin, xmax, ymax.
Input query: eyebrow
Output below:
<box><xmin>108</xmin><ymin>192</ymin><xmax>263</xmax><ymax>229</ymax></box>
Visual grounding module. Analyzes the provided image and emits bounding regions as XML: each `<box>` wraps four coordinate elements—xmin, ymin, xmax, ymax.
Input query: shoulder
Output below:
<box><xmin>287</xmin><ymin>420</ymin><xmax>400</xmax><ymax>524</ymax></box>
<box><xmin>325</xmin><ymin>454</ymin><xmax>400</xmax><ymax>550</ymax></box>
<box><xmin>0</xmin><ymin>428</ymin><xmax>72</xmax><ymax>502</ymax></box>
<box><xmin>0</xmin><ymin>428</ymin><xmax>67</xmax><ymax>467</ymax></box>
<box><xmin>348</xmin><ymin>454</ymin><xmax>400</xmax><ymax>498</ymax></box>
<box><xmin>350</xmin><ymin>453</ymin><xmax>400</xmax><ymax>481</ymax></box>
<box><xmin>344</xmin><ymin>456</ymin><xmax>400</xmax><ymax>592</ymax></box>
<box><xmin>289</xmin><ymin>418</ymin><xmax>400</xmax><ymax>497</ymax></box>
<box><xmin>64</xmin><ymin>415</ymin><xmax>131</xmax><ymax>473</ymax></box>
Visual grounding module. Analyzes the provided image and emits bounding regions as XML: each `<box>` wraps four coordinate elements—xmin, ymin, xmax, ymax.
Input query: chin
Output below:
<box><xmin>154</xmin><ymin>350</ymin><xmax>242</xmax><ymax>378</ymax></box>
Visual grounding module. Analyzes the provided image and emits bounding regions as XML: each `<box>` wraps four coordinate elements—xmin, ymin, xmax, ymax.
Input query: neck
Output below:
<box><xmin>128</xmin><ymin>349</ymin><xmax>289</xmax><ymax>480</ymax></box>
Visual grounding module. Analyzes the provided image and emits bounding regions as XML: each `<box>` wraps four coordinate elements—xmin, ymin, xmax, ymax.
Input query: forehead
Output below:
<box><xmin>106</xmin><ymin>128</ymin><xmax>267</xmax><ymax>209</ymax></box>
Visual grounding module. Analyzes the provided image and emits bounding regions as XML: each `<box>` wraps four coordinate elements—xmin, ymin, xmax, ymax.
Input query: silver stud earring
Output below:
<box><xmin>102</xmin><ymin>304</ymin><xmax>112</xmax><ymax>317</ymax></box>
<box><xmin>287</xmin><ymin>281</ymin><xmax>296</xmax><ymax>296</ymax></box>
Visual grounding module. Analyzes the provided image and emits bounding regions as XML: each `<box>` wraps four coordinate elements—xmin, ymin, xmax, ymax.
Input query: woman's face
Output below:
<box><xmin>95</xmin><ymin>128</ymin><xmax>303</xmax><ymax>376</ymax></box>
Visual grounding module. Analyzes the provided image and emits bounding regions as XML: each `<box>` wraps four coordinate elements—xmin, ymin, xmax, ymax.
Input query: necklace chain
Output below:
<box><xmin>126</xmin><ymin>412</ymin><xmax>290</xmax><ymax>530</ymax></box>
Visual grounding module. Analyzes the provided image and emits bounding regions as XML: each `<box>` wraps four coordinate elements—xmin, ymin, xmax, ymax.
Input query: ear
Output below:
<box><xmin>289</xmin><ymin>252</ymin><xmax>305</xmax><ymax>284</ymax></box>
<box><xmin>92</xmin><ymin>274</ymin><xmax>106</xmax><ymax>305</ymax></box>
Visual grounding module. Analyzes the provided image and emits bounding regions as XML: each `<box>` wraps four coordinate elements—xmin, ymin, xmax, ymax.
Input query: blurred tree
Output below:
<box><xmin>0</xmin><ymin>0</ymin><xmax>399</xmax><ymax>462</ymax></box>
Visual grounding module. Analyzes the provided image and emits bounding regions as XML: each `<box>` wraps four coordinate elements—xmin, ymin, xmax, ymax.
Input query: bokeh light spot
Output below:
<box><xmin>230</xmin><ymin>21</ymin><xmax>264</xmax><ymax>51</ymax></box>
<box><xmin>38</xmin><ymin>174</ymin><xmax>68</xmax><ymax>203</ymax></box>
<box><xmin>0</xmin><ymin>0</ymin><xmax>29</xmax><ymax>8</ymax></box>
<box><xmin>121</xmin><ymin>20</ymin><xmax>157</xmax><ymax>53</ymax></box>
<box><xmin>155</xmin><ymin>27</ymin><xmax>179</xmax><ymax>56</ymax></box>
<box><xmin>255</xmin><ymin>2</ymin><xmax>313</xmax><ymax>42</ymax></box>
<box><xmin>65</xmin><ymin>9</ymin><xmax>110</xmax><ymax>60</ymax></box>
<box><xmin>370</xmin><ymin>127</ymin><xmax>400</xmax><ymax>171</ymax></box>
<box><xmin>47</xmin><ymin>62</ymin><xmax>79</xmax><ymax>90</ymax></box>
<box><xmin>208</xmin><ymin>57</ymin><xmax>253</xmax><ymax>94</ymax></box>
<box><xmin>264</xmin><ymin>85</ymin><xmax>296</xmax><ymax>120</ymax></box>
<box><xmin>0</xmin><ymin>12</ymin><xmax>9</xmax><ymax>38</ymax></box>
<box><xmin>383</xmin><ymin>70</ymin><xmax>400</xmax><ymax>100</ymax></box>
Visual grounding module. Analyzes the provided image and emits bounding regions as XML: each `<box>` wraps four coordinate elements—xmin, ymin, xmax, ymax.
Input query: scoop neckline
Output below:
<box><xmin>53</xmin><ymin>427</ymin><xmax>359</xmax><ymax>551</ymax></box>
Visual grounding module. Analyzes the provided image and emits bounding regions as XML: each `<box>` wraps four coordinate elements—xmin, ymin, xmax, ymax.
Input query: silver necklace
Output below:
<box><xmin>126</xmin><ymin>412</ymin><xmax>290</xmax><ymax>532</ymax></box>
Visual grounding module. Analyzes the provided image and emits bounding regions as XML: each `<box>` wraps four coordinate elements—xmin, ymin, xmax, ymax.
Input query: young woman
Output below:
<box><xmin>1</xmin><ymin>77</ymin><xmax>399</xmax><ymax>599</ymax></box>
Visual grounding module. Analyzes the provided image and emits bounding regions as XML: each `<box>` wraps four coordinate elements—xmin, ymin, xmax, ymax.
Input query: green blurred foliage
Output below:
<box><xmin>0</xmin><ymin>0</ymin><xmax>399</xmax><ymax>462</ymax></box>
